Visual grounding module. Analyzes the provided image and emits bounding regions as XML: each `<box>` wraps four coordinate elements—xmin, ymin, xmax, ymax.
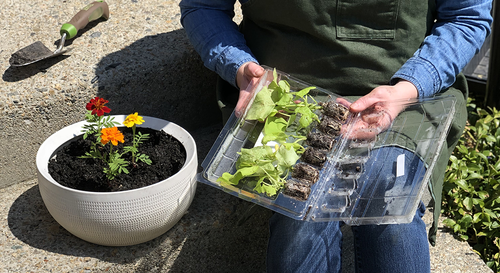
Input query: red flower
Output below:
<box><xmin>86</xmin><ymin>97</ymin><xmax>111</xmax><ymax>116</ymax></box>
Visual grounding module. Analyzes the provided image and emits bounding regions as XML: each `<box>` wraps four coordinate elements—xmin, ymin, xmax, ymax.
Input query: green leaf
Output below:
<box><xmin>486</xmin><ymin>135</ymin><xmax>497</xmax><ymax>143</ymax></box>
<box><xmin>465</xmin><ymin>172</ymin><xmax>482</xmax><ymax>180</ymax></box>
<box><xmin>457</xmin><ymin>144</ymin><xmax>469</xmax><ymax>154</ymax></box>
<box><xmin>484</xmin><ymin>208</ymin><xmax>498</xmax><ymax>219</ymax></box>
<box><xmin>476</xmin><ymin>191</ymin><xmax>490</xmax><ymax>200</ymax></box>
<box><xmin>455</xmin><ymin>179</ymin><xmax>471</xmax><ymax>192</ymax></box>
<box><xmin>295</xmin><ymin>106</ymin><xmax>315</xmax><ymax>130</ymax></box>
<box><xmin>217</xmin><ymin>165</ymin><xmax>260</xmax><ymax>186</ymax></box>
<box><xmin>275</xmin><ymin>145</ymin><xmax>300</xmax><ymax>173</ymax></box>
<box><xmin>137</xmin><ymin>153</ymin><xmax>152</xmax><ymax>165</ymax></box>
<box><xmin>295</xmin><ymin>86</ymin><xmax>316</xmax><ymax>98</ymax></box>
<box><xmin>442</xmin><ymin>218</ymin><xmax>456</xmax><ymax>227</ymax></box>
<box><xmin>246</xmin><ymin>87</ymin><xmax>275</xmax><ymax>121</ymax></box>
<box><xmin>262</xmin><ymin>116</ymin><xmax>289</xmax><ymax>144</ymax></box>
<box><xmin>459</xmin><ymin>214</ymin><xmax>473</xmax><ymax>228</ymax></box>
<box><xmin>463</xmin><ymin>197</ymin><xmax>473</xmax><ymax>211</ymax></box>
<box><xmin>494</xmin><ymin>159</ymin><xmax>500</xmax><ymax>171</ymax></box>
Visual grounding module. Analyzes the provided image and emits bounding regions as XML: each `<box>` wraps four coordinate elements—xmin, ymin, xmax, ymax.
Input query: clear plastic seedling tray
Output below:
<box><xmin>198</xmin><ymin>67</ymin><xmax>457</xmax><ymax>225</ymax></box>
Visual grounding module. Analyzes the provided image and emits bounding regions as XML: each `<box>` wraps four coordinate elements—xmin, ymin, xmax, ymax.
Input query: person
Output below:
<box><xmin>180</xmin><ymin>1</ymin><xmax>493</xmax><ymax>272</ymax></box>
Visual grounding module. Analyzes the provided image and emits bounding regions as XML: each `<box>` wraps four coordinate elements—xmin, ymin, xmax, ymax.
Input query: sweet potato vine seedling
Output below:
<box><xmin>217</xmin><ymin>70</ymin><xmax>322</xmax><ymax>197</ymax></box>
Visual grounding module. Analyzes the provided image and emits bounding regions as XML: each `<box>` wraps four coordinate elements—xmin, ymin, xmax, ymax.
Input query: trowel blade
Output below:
<box><xmin>9</xmin><ymin>41</ymin><xmax>70</xmax><ymax>67</ymax></box>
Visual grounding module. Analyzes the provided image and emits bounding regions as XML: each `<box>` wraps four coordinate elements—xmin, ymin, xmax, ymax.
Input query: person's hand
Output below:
<box><xmin>337</xmin><ymin>80</ymin><xmax>418</xmax><ymax>139</ymax></box>
<box><xmin>234</xmin><ymin>62</ymin><xmax>265</xmax><ymax>117</ymax></box>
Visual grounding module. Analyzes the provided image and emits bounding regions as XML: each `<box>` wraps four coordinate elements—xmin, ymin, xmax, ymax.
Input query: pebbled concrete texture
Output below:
<box><xmin>0</xmin><ymin>0</ymin><xmax>493</xmax><ymax>272</ymax></box>
<box><xmin>0</xmin><ymin>0</ymin><xmax>221</xmax><ymax>190</ymax></box>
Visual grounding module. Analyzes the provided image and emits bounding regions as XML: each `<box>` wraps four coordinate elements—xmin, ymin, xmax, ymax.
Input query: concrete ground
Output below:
<box><xmin>0</xmin><ymin>0</ymin><xmax>493</xmax><ymax>272</ymax></box>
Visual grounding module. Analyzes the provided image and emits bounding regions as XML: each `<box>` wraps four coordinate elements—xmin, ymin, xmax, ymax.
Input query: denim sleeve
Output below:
<box><xmin>180</xmin><ymin>0</ymin><xmax>257</xmax><ymax>87</ymax></box>
<box><xmin>391</xmin><ymin>0</ymin><xmax>493</xmax><ymax>97</ymax></box>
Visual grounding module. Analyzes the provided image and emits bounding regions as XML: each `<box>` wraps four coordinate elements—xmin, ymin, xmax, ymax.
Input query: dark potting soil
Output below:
<box><xmin>48</xmin><ymin>127</ymin><xmax>187</xmax><ymax>192</ymax></box>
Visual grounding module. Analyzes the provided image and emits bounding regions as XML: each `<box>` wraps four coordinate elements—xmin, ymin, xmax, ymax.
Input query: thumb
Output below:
<box><xmin>349</xmin><ymin>95</ymin><xmax>377</xmax><ymax>113</ymax></box>
<box><xmin>246</xmin><ymin>62</ymin><xmax>265</xmax><ymax>77</ymax></box>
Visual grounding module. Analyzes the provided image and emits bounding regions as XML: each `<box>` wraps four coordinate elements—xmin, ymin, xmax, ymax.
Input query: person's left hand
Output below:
<box><xmin>337</xmin><ymin>80</ymin><xmax>419</xmax><ymax>139</ymax></box>
<box><xmin>235</xmin><ymin>62</ymin><xmax>266</xmax><ymax>117</ymax></box>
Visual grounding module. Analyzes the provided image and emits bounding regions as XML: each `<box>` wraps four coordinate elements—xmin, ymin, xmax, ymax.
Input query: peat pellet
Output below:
<box><xmin>283</xmin><ymin>179</ymin><xmax>312</xmax><ymax>201</ymax></box>
<box><xmin>292</xmin><ymin>163</ymin><xmax>320</xmax><ymax>184</ymax></box>
<box><xmin>320</xmin><ymin>101</ymin><xmax>349</xmax><ymax>122</ymax></box>
<box><xmin>318</xmin><ymin>115</ymin><xmax>342</xmax><ymax>136</ymax></box>
<box><xmin>307</xmin><ymin>132</ymin><xmax>336</xmax><ymax>150</ymax></box>
<box><xmin>301</xmin><ymin>147</ymin><xmax>328</xmax><ymax>168</ymax></box>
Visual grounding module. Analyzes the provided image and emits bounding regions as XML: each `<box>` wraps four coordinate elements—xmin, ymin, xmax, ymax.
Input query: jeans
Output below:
<box><xmin>266</xmin><ymin>147</ymin><xmax>431</xmax><ymax>273</ymax></box>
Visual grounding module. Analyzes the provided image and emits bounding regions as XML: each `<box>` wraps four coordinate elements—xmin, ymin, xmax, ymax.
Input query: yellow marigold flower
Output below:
<box><xmin>100</xmin><ymin>127</ymin><xmax>125</xmax><ymax>146</ymax></box>
<box><xmin>123</xmin><ymin>112</ymin><xmax>145</xmax><ymax>128</ymax></box>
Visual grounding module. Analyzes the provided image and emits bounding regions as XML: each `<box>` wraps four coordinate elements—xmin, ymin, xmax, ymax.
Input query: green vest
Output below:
<box><xmin>237</xmin><ymin>0</ymin><xmax>467</xmax><ymax>246</ymax></box>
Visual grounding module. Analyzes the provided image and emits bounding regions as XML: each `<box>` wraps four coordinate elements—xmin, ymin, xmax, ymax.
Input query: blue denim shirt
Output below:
<box><xmin>180</xmin><ymin>0</ymin><xmax>492</xmax><ymax>98</ymax></box>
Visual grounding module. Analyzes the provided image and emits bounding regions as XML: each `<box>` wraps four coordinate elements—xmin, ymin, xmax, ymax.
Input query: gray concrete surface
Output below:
<box><xmin>0</xmin><ymin>0</ymin><xmax>493</xmax><ymax>272</ymax></box>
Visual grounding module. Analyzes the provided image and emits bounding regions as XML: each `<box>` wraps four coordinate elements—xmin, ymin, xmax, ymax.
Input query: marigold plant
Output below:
<box><xmin>80</xmin><ymin>97</ymin><xmax>152</xmax><ymax>180</ymax></box>
<box><xmin>123</xmin><ymin>113</ymin><xmax>151</xmax><ymax>166</ymax></box>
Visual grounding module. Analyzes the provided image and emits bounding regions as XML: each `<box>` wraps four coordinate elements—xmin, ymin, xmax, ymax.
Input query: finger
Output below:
<box><xmin>235</xmin><ymin>76</ymin><xmax>261</xmax><ymax>117</ymax></box>
<box><xmin>349</xmin><ymin>94</ymin><xmax>381</xmax><ymax>113</ymax></box>
<box><xmin>349</xmin><ymin>87</ymin><xmax>390</xmax><ymax>113</ymax></box>
<box><xmin>336</xmin><ymin>97</ymin><xmax>352</xmax><ymax>108</ymax></box>
<box><xmin>246</xmin><ymin>62</ymin><xmax>265</xmax><ymax>77</ymax></box>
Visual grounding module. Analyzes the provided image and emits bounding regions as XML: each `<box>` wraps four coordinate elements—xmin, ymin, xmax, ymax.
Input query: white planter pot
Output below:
<box><xmin>36</xmin><ymin>115</ymin><xmax>197</xmax><ymax>246</ymax></box>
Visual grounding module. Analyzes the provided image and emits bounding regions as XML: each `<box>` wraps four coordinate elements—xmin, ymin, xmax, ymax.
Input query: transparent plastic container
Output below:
<box><xmin>198</xmin><ymin>67</ymin><xmax>457</xmax><ymax>225</ymax></box>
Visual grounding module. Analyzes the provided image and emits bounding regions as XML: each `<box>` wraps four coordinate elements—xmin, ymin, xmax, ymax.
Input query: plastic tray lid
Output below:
<box><xmin>198</xmin><ymin>67</ymin><xmax>457</xmax><ymax>225</ymax></box>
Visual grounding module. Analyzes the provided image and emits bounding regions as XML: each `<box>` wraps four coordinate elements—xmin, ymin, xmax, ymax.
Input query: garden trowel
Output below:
<box><xmin>9</xmin><ymin>1</ymin><xmax>109</xmax><ymax>67</ymax></box>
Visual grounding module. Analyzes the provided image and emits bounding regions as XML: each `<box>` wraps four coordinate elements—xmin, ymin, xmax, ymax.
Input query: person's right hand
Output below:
<box><xmin>336</xmin><ymin>80</ymin><xmax>418</xmax><ymax>139</ymax></box>
<box><xmin>235</xmin><ymin>62</ymin><xmax>265</xmax><ymax>117</ymax></box>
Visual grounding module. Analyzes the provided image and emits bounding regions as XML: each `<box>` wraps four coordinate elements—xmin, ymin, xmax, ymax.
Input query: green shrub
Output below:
<box><xmin>442</xmin><ymin>98</ymin><xmax>500</xmax><ymax>271</ymax></box>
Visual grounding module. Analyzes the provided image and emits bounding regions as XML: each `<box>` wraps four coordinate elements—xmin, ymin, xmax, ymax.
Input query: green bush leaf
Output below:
<box><xmin>443</xmin><ymin>218</ymin><xmax>456</xmax><ymax>227</ymax></box>
<box><xmin>463</xmin><ymin>197</ymin><xmax>473</xmax><ymax>211</ymax></box>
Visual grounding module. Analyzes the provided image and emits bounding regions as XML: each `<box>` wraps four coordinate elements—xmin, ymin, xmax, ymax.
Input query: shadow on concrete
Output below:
<box><xmin>8</xmin><ymin>24</ymin><xmax>269</xmax><ymax>271</ymax></box>
<box><xmin>92</xmin><ymin>29</ymin><xmax>222</xmax><ymax>131</ymax></box>
<box><xmin>7</xmin><ymin>125</ymin><xmax>271</xmax><ymax>272</ymax></box>
<box><xmin>2</xmin><ymin>56</ymin><xmax>71</xmax><ymax>82</ymax></box>
<box><xmin>7</xmin><ymin>184</ymin><xmax>162</xmax><ymax>264</ymax></box>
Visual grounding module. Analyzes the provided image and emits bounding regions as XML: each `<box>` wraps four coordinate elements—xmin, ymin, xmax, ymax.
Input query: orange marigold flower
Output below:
<box><xmin>86</xmin><ymin>97</ymin><xmax>111</xmax><ymax>116</ymax></box>
<box><xmin>123</xmin><ymin>112</ymin><xmax>145</xmax><ymax>127</ymax></box>
<box><xmin>100</xmin><ymin>127</ymin><xmax>124</xmax><ymax>146</ymax></box>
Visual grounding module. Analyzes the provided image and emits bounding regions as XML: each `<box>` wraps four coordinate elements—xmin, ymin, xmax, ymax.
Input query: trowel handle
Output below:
<box><xmin>60</xmin><ymin>1</ymin><xmax>109</xmax><ymax>39</ymax></box>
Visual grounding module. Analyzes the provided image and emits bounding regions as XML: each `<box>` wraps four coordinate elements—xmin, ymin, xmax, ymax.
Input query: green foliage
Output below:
<box><xmin>442</xmin><ymin>98</ymin><xmax>500</xmax><ymax>271</ymax></box>
<box><xmin>123</xmin><ymin>128</ymin><xmax>151</xmax><ymax>165</ymax></box>
<box><xmin>103</xmin><ymin>148</ymin><xmax>130</xmax><ymax>180</ymax></box>
<box><xmin>218</xmin><ymin>69</ymin><xmax>321</xmax><ymax>196</ymax></box>
<box><xmin>218</xmin><ymin>145</ymin><xmax>301</xmax><ymax>197</ymax></box>
<box><xmin>81</xmin><ymin>111</ymin><xmax>120</xmax><ymax>140</ymax></box>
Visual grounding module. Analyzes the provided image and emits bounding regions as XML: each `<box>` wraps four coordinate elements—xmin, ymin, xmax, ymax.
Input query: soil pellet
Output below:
<box><xmin>320</xmin><ymin>101</ymin><xmax>349</xmax><ymax>122</ymax></box>
<box><xmin>292</xmin><ymin>163</ymin><xmax>320</xmax><ymax>184</ymax></box>
<box><xmin>307</xmin><ymin>132</ymin><xmax>336</xmax><ymax>150</ymax></box>
<box><xmin>283</xmin><ymin>179</ymin><xmax>312</xmax><ymax>201</ymax></box>
<box><xmin>318</xmin><ymin>115</ymin><xmax>342</xmax><ymax>136</ymax></box>
<box><xmin>301</xmin><ymin>147</ymin><xmax>328</xmax><ymax>168</ymax></box>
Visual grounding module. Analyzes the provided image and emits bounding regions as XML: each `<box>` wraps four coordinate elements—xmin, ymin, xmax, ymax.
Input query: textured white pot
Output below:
<box><xmin>36</xmin><ymin>115</ymin><xmax>197</xmax><ymax>246</ymax></box>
